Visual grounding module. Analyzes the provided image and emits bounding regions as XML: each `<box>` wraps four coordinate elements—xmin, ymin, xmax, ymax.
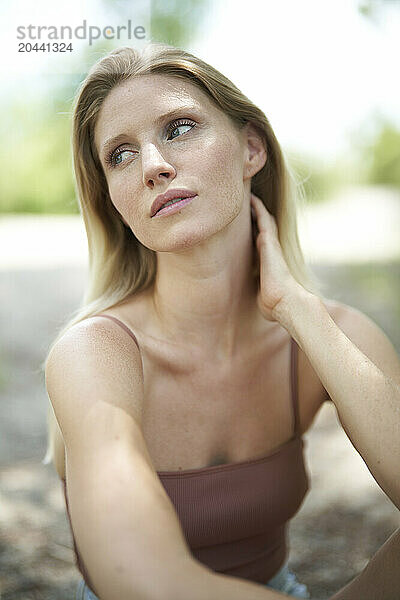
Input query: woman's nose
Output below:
<box><xmin>141</xmin><ymin>144</ymin><xmax>176</xmax><ymax>188</ymax></box>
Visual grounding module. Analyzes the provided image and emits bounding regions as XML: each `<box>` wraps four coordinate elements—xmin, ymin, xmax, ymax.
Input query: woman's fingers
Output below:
<box><xmin>250</xmin><ymin>193</ymin><xmax>278</xmax><ymax>235</ymax></box>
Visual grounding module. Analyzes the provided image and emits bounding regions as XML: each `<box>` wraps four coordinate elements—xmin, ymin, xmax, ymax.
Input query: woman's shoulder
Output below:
<box><xmin>50</xmin><ymin>312</ymin><xmax>139</xmax><ymax>359</ymax></box>
<box><xmin>47</xmin><ymin>309</ymin><xmax>147</xmax><ymax>482</ymax></box>
<box><xmin>85</xmin><ymin>310</ymin><xmax>141</xmax><ymax>348</ymax></box>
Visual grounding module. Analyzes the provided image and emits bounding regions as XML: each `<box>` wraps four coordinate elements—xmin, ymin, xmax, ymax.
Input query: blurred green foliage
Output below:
<box><xmin>288</xmin><ymin>112</ymin><xmax>400</xmax><ymax>205</ymax></box>
<box><xmin>0</xmin><ymin>97</ymin><xmax>77</xmax><ymax>214</ymax></box>
<box><xmin>150</xmin><ymin>0</ymin><xmax>212</xmax><ymax>47</ymax></box>
<box><xmin>286</xmin><ymin>147</ymin><xmax>369</xmax><ymax>205</ymax></box>
<box><xmin>358</xmin><ymin>117</ymin><xmax>400</xmax><ymax>188</ymax></box>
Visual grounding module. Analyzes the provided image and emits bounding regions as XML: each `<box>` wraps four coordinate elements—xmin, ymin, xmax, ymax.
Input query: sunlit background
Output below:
<box><xmin>0</xmin><ymin>1</ymin><xmax>399</xmax><ymax>598</ymax></box>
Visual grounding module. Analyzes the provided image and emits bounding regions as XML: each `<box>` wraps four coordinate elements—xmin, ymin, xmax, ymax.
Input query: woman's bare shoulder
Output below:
<box><xmin>58</xmin><ymin>310</ymin><xmax>142</xmax><ymax>351</ymax></box>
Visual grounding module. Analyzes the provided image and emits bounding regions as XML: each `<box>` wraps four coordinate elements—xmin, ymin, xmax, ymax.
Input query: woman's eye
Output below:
<box><xmin>167</xmin><ymin>120</ymin><xmax>196</xmax><ymax>140</ymax></box>
<box><xmin>106</xmin><ymin>119</ymin><xmax>196</xmax><ymax>168</ymax></box>
<box><xmin>113</xmin><ymin>149</ymin><xmax>135</xmax><ymax>166</ymax></box>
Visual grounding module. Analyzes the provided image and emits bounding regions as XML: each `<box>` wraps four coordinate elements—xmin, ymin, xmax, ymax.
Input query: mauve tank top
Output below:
<box><xmin>61</xmin><ymin>313</ymin><xmax>310</xmax><ymax>595</ymax></box>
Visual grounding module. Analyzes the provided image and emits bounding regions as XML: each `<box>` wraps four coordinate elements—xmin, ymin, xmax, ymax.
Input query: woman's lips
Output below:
<box><xmin>152</xmin><ymin>195</ymin><xmax>197</xmax><ymax>218</ymax></box>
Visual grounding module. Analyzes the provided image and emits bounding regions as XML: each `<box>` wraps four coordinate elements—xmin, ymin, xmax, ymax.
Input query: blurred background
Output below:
<box><xmin>0</xmin><ymin>0</ymin><xmax>399</xmax><ymax>598</ymax></box>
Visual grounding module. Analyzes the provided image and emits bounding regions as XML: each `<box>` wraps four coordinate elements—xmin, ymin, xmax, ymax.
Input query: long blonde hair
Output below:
<box><xmin>41</xmin><ymin>41</ymin><xmax>325</xmax><ymax>477</ymax></box>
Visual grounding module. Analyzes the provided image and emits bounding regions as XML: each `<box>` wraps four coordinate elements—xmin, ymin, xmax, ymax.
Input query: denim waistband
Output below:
<box><xmin>265</xmin><ymin>561</ymin><xmax>311</xmax><ymax>598</ymax></box>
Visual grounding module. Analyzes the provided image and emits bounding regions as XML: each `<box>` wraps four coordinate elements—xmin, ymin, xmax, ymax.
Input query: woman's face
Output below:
<box><xmin>94</xmin><ymin>73</ymin><xmax>260</xmax><ymax>251</ymax></box>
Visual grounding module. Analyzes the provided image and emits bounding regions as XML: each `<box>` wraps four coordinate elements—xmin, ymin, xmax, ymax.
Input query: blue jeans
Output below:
<box><xmin>75</xmin><ymin>561</ymin><xmax>311</xmax><ymax>599</ymax></box>
<box><xmin>264</xmin><ymin>562</ymin><xmax>311</xmax><ymax>598</ymax></box>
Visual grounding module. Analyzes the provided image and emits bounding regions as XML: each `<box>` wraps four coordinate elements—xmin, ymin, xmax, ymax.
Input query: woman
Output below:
<box><xmin>42</xmin><ymin>42</ymin><xmax>400</xmax><ymax>600</ymax></box>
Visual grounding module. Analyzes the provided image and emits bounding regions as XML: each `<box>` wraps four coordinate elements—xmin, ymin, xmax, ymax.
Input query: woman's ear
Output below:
<box><xmin>242</xmin><ymin>122</ymin><xmax>267</xmax><ymax>180</ymax></box>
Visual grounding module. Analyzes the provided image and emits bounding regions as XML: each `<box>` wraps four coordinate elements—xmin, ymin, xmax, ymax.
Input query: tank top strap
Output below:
<box><xmin>290</xmin><ymin>337</ymin><xmax>300</xmax><ymax>437</ymax></box>
<box><xmin>92</xmin><ymin>313</ymin><xmax>140</xmax><ymax>352</ymax></box>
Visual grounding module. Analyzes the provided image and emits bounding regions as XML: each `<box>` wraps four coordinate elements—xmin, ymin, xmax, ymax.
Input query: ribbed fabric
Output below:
<box><xmin>157</xmin><ymin>435</ymin><xmax>308</xmax><ymax>583</ymax></box>
<box><xmin>61</xmin><ymin>313</ymin><xmax>309</xmax><ymax>591</ymax></box>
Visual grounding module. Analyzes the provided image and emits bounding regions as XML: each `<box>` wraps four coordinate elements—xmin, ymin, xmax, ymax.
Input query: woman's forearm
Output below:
<box><xmin>167</xmin><ymin>532</ymin><xmax>400</xmax><ymax>600</ymax></box>
<box><xmin>330</xmin><ymin>527</ymin><xmax>400</xmax><ymax>600</ymax></box>
<box><xmin>164</xmin><ymin>559</ymin><xmax>288</xmax><ymax>600</ymax></box>
<box><xmin>273</xmin><ymin>290</ymin><xmax>400</xmax><ymax>508</ymax></box>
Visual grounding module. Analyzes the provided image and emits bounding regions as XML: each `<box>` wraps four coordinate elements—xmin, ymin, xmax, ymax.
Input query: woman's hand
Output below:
<box><xmin>250</xmin><ymin>193</ymin><xmax>305</xmax><ymax>322</ymax></box>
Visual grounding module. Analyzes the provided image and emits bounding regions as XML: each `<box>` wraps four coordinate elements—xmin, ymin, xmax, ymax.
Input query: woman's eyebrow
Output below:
<box><xmin>100</xmin><ymin>103</ymin><xmax>201</xmax><ymax>158</ymax></box>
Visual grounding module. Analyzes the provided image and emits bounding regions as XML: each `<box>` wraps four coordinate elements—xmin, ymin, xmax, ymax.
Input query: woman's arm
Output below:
<box><xmin>180</xmin><ymin>528</ymin><xmax>400</xmax><ymax>600</ymax></box>
<box><xmin>272</xmin><ymin>290</ymin><xmax>400</xmax><ymax>508</ymax></box>
<box><xmin>330</xmin><ymin>527</ymin><xmax>400</xmax><ymax>600</ymax></box>
<box><xmin>247</xmin><ymin>193</ymin><xmax>399</xmax><ymax>599</ymax></box>
<box><xmin>251</xmin><ymin>194</ymin><xmax>400</xmax><ymax>508</ymax></box>
<box><xmin>267</xmin><ymin>294</ymin><xmax>400</xmax><ymax>599</ymax></box>
<box><xmin>250</xmin><ymin>193</ymin><xmax>400</xmax><ymax>508</ymax></box>
<box><xmin>170</xmin><ymin>563</ymin><xmax>295</xmax><ymax>600</ymax></box>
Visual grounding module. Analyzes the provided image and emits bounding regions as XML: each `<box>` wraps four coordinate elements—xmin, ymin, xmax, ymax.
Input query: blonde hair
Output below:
<box><xmin>41</xmin><ymin>41</ymin><xmax>326</xmax><ymax>478</ymax></box>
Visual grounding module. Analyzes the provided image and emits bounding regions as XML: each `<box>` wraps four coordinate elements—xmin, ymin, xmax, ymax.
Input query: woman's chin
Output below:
<box><xmin>146</xmin><ymin>222</ymin><xmax>217</xmax><ymax>251</ymax></box>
